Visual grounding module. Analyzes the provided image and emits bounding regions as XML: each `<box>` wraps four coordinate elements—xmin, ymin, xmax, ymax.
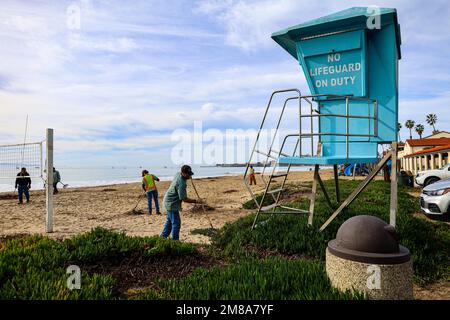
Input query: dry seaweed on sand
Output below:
<box><xmin>125</xmin><ymin>208</ymin><xmax>146</xmax><ymax>215</ymax></box>
<box><xmin>190</xmin><ymin>227</ymin><xmax>218</xmax><ymax>237</ymax></box>
<box><xmin>223</xmin><ymin>189</ymin><xmax>238</xmax><ymax>194</ymax></box>
<box><xmin>0</xmin><ymin>193</ymin><xmax>17</xmax><ymax>200</ymax></box>
<box><xmin>189</xmin><ymin>203</ymin><xmax>215</xmax><ymax>213</ymax></box>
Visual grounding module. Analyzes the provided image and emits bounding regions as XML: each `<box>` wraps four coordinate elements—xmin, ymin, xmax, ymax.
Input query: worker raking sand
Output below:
<box><xmin>160</xmin><ymin>165</ymin><xmax>204</xmax><ymax>241</ymax></box>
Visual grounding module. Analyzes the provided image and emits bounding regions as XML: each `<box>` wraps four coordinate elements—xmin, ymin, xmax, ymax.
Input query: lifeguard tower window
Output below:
<box><xmin>244</xmin><ymin>7</ymin><xmax>401</xmax><ymax>231</ymax></box>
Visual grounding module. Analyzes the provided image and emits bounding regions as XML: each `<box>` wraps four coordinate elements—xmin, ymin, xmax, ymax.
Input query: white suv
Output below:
<box><xmin>415</xmin><ymin>163</ymin><xmax>450</xmax><ymax>187</ymax></box>
<box><xmin>420</xmin><ymin>179</ymin><xmax>450</xmax><ymax>218</ymax></box>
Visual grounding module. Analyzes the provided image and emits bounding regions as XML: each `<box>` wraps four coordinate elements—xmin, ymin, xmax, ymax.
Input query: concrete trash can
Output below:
<box><xmin>326</xmin><ymin>215</ymin><xmax>413</xmax><ymax>300</ymax></box>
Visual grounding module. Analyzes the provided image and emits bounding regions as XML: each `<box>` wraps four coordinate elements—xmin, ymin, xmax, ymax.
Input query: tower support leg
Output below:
<box><xmin>390</xmin><ymin>142</ymin><xmax>398</xmax><ymax>227</ymax></box>
<box><xmin>317</xmin><ymin>172</ymin><xmax>333</xmax><ymax>210</ymax></box>
<box><xmin>333</xmin><ymin>164</ymin><xmax>340</xmax><ymax>204</ymax></box>
<box><xmin>308</xmin><ymin>164</ymin><xmax>319</xmax><ymax>225</ymax></box>
<box><xmin>319</xmin><ymin>151</ymin><xmax>393</xmax><ymax>231</ymax></box>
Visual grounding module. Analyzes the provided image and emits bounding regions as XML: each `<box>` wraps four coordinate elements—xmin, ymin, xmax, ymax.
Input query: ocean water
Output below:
<box><xmin>0</xmin><ymin>165</ymin><xmax>315</xmax><ymax>193</ymax></box>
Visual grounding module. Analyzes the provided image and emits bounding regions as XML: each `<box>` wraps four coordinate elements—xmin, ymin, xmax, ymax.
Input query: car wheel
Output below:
<box><xmin>444</xmin><ymin>207</ymin><xmax>450</xmax><ymax>222</ymax></box>
<box><xmin>424</xmin><ymin>177</ymin><xmax>440</xmax><ymax>187</ymax></box>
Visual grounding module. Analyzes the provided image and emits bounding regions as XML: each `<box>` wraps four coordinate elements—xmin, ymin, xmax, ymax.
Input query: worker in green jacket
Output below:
<box><xmin>161</xmin><ymin>165</ymin><xmax>201</xmax><ymax>240</ymax></box>
<box><xmin>142</xmin><ymin>170</ymin><xmax>161</xmax><ymax>215</ymax></box>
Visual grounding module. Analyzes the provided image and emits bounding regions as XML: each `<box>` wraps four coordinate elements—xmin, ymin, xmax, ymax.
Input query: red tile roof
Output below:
<box><xmin>405</xmin><ymin>138</ymin><xmax>450</xmax><ymax>147</ymax></box>
<box><xmin>405</xmin><ymin>144</ymin><xmax>450</xmax><ymax>157</ymax></box>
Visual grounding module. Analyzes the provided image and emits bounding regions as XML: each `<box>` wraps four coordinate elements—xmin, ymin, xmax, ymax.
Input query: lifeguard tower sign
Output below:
<box><xmin>303</xmin><ymin>31</ymin><xmax>366</xmax><ymax>96</ymax></box>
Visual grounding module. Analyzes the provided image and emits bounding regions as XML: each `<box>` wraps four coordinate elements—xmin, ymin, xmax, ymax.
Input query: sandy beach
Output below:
<box><xmin>0</xmin><ymin>170</ymin><xmax>336</xmax><ymax>244</ymax></box>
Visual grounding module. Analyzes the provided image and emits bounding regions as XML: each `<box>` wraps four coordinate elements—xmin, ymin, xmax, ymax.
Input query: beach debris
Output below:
<box><xmin>189</xmin><ymin>203</ymin><xmax>215</xmax><ymax>213</ymax></box>
<box><xmin>124</xmin><ymin>194</ymin><xmax>146</xmax><ymax>215</ymax></box>
<box><xmin>0</xmin><ymin>193</ymin><xmax>17</xmax><ymax>200</ymax></box>
<box><xmin>102</xmin><ymin>188</ymin><xmax>117</xmax><ymax>192</ymax></box>
<box><xmin>125</xmin><ymin>208</ymin><xmax>145</xmax><ymax>215</ymax></box>
<box><xmin>223</xmin><ymin>189</ymin><xmax>238</xmax><ymax>194</ymax></box>
<box><xmin>190</xmin><ymin>227</ymin><xmax>218</xmax><ymax>237</ymax></box>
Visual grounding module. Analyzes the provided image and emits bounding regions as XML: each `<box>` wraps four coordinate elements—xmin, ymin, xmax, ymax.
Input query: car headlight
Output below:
<box><xmin>428</xmin><ymin>188</ymin><xmax>450</xmax><ymax>196</ymax></box>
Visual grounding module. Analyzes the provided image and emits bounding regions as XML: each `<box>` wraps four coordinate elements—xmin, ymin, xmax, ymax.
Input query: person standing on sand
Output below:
<box><xmin>15</xmin><ymin>167</ymin><xmax>31</xmax><ymax>204</ymax></box>
<box><xmin>161</xmin><ymin>165</ymin><xmax>201</xmax><ymax>241</ymax></box>
<box><xmin>53</xmin><ymin>167</ymin><xmax>61</xmax><ymax>194</ymax></box>
<box><xmin>142</xmin><ymin>170</ymin><xmax>161</xmax><ymax>215</ymax></box>
<box><xmin>249</xmin><ymin>165</ymin><xmax>257</xmax><ymax>185</ymax></box>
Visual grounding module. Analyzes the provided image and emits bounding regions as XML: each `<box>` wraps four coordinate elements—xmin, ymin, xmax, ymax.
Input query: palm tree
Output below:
<box><xmin>397</xmin><ymin>122</ymin><xmax>402</xmax><ymax>141</ymax></box>
<box><xmin>405</xmin><ymin>120</ymin><xmax>415</xmax><ymax>139</ymax></box>
<box><xmin>426</xmin><ymin>114</ymin><xmax>438</xmax><ymax>134</ymax></box>
<box><xmin>415</xmin><ymin>124</ymin><xmax>424</xmax><ymax>139</ymax></box>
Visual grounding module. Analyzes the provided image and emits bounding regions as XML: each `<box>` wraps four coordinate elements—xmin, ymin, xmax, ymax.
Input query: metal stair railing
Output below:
<box><xmin>245</xmin><ymin>90</ymin><xmax>379</xmax><ymax>230</ymax></box>
<box><xmin>251</xmin><ymin>136</ymin><xmax>309</xmax><ymax>230</ymax></box>
<box><xmin>297</xmin><ymin>94</ymin><xmax>378</xmax><ymax>160</ymax></box>
<box><xmin>243</xmin><ymin>89</ymin><xmax>301</xmax><ymax>209</ymax></box>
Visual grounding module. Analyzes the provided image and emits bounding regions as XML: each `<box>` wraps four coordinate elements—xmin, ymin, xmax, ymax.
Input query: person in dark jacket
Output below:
<box><xmin>15</xmin><ymin>167</ymin><xmax>31</xmax><ymax>204</ymax></box>
<box><xmin>53</xmin><ymin>167</ymin><xmax>61</xmax><ymax>194</ymax></box>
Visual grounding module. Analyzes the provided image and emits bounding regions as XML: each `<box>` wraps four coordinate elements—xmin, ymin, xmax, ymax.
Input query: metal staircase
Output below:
<box><xmin>243</xmin><ymin>89</ymin><xmax>308</xmax><ymax>229</ymax></box>
<box><xmin>244</xmin><ymin>89</ymin><xmax>380</xmax><ymax>230</ymax></box>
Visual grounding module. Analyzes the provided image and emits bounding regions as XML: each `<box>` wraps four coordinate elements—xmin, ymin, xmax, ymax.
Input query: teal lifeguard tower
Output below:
<box><xmin>244</xmin><ymin>7</ymin><xmax>401</xmax><ymax>230</ymax></box>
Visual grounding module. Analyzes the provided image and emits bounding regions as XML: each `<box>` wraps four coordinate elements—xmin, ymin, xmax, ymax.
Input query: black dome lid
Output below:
<box><xmin>328</xmin><ymin>215</ymin><xmax>410</xmax><ymax>264</ymax></box>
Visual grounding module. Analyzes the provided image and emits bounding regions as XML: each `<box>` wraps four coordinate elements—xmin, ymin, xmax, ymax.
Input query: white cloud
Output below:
<box><xmin>194</xmin><ymin>0</ymin><xmax>234</xmax><ymax>15</ymax></box>
<box><xmin>3</xmin><ymin>14</ymin><xmax>52</xmax><ymax>35</ymax></box>
<box><xmin>201</xmin><ymin>102</ymin><xmax>215</xmax><ymax>113</ymax></box>
<box><xmin>196</xmin><ymin>0</ymin><xmax>450</xmax><ymax>52</ymax></box>
<box><xmin>195</xmin><ymin>0</ymin><xmax>299</xmax><ymax>51</ymax></box>
<box><xmin>0</xmin><ymin>0</ymin><xmax>449</xmax><ymax>166</ymax></box>
<box><xmin>68</xmin><ymin>35</ymin><xmax>139</xmax><ymax>53</ymax></box>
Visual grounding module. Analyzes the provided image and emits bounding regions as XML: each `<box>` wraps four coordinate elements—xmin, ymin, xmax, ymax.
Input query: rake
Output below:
<box><xmin>58</xmin><ymin>181</ymin><xmax>69</xmax><ymax>189</ymax></box>
<box><xmin>130</xmin><ymin>193</ymin><xmax>145</xmax><ymax>215</ymax></box>
<box><xmin>190</xmin><ymin>178</ymin><xmax>217</xmax><ymax>235</ymax></box>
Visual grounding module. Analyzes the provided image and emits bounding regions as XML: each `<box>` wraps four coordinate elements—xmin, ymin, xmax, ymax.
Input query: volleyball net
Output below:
<box><xmin>0</xmin><ymin>142</ymin><xmax>43</xmax><ymax>180</ymax></box>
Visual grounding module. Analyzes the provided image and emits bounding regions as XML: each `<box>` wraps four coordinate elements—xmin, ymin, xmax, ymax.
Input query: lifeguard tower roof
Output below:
<box><xmin>272</xmin><ymin>7</ymin><xmax>401</xmax><ymax>60</ymax></box>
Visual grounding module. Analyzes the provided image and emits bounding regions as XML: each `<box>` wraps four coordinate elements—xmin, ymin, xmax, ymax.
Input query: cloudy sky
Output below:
<box><xmin>0</xmin><ymin>0</ymin><xmax>449</xmax><ymax>167</ymax></box>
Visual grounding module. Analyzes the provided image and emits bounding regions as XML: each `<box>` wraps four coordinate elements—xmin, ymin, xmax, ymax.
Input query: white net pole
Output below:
<box><xmin>40</xmin><ymin>142</ymin><xmax>43</xmax><ymax>179</ymax></box>
<box><xmin>21</xmin><ymin>114</ymin><xmax>29</xmax><ymax>169</ymax></box>
<box><xmin>45</xmin><ymin>128</ymin><xmax>54</xmax><ymax>233</ymax></box>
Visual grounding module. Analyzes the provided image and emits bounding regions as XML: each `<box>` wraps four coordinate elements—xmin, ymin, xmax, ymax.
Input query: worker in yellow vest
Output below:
<box><xmin>142</xmin><ymin>170</ymin><xmax>161</xmax><ymax>215</ymax></box>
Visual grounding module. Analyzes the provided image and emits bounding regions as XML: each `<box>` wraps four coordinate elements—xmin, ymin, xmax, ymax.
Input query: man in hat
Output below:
<box><xmin>161</xmin><ymin>165</ymin><xmax>201</xmax><ymax>240</ymax></box>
